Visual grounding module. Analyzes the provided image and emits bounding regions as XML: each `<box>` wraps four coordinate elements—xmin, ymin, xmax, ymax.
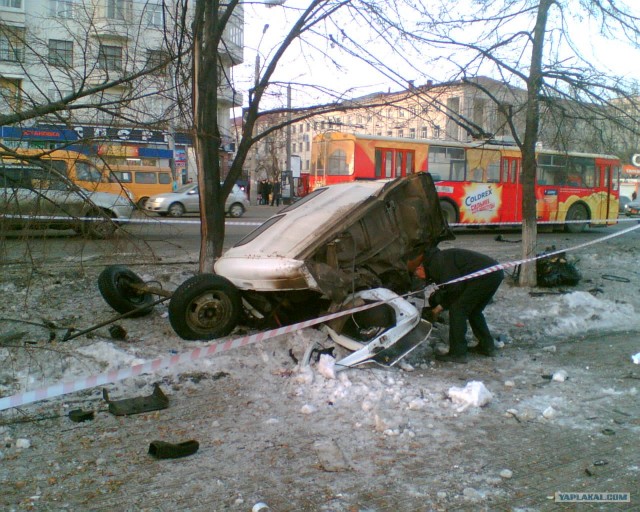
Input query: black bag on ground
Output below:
<box><xmin>536</xmin><ymin>247</ymin><xmax>581</xmax><ymax>287</ymax></box>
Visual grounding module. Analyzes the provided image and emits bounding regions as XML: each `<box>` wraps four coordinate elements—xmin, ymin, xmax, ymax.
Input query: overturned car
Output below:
<box><xmin>99</xmin><ymin>172</ymin><xmax>454</xmax><ymax>365</ymax></box>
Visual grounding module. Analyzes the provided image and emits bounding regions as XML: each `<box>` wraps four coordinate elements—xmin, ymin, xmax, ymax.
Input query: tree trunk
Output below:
<box><xmin>518</xmin><ymin>0</ymin><xmax>553</xmax><ymax>287</ymax></box>
<box><xmin>193</xmin><ymin>0</ymin><xmax>230</xmax><ymax>273</ymax></box>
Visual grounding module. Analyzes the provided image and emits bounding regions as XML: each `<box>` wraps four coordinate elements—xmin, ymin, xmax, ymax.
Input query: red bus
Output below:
<box><xmin>308</xmin><ymin>132</ymin><xmax>621</xmax><ymax>232</ymax></box>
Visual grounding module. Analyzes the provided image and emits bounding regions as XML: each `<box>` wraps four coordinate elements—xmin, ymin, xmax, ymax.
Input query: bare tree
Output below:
<box><xmin>321</xmin><ymin>0</ymin><xmax>640</xmax><ymax>286</ymax></box>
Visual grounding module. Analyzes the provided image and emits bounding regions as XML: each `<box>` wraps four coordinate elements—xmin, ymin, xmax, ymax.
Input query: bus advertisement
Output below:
<box><xmin>309</xmin><ymin>133</ymin><xmax>620</xmax><ymax>232</ymax></box>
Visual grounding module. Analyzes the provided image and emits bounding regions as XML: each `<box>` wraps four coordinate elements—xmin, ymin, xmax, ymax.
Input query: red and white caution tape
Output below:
<box><xmin>1</xmin><ymin>222</ymin><xmax>639</xmax><ymax>412</ymax></box>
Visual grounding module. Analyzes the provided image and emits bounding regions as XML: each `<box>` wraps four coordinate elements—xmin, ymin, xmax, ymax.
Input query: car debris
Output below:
<box><xmin>98</xmin><ymin>173</ymin><xmax>453</xmax><ymax>369</ymax></box>
<box><xmin>102</xmin><ymin>383</ymin><xmax>169</xmax><ymax>416</ymax></box>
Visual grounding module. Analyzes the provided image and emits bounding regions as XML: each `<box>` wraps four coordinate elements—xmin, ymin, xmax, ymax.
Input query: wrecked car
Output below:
<box><xmin>99</xmin><ymin>172</ymin><xmax>454</xmax><ymax>348</ymax></box>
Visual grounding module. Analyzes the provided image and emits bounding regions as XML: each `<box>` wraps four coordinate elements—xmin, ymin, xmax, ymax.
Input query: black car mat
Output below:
<box><xmin>102</xmin><ymin>383</ymin><xmax>169</xmax><ymax>416</ymax></box>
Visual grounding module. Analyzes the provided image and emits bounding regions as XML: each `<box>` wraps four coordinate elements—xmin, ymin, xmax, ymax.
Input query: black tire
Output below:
<box><xmin>80</xmin><ymin>210</ymin><xmax>118</xmax><ymax>239</ymax></box>
<box><xmin>228</xmin><ymin>202</ymin><xmax>245</xmax><ymax>218</ymax></box>
<box><xmin>168</xmin><ymin>202</ymin><xmax>185</xmax><ymax>217</ymax></box>
<box><xmin>440</xmin><ymin>200</ymin><xmax>458</xmax><ymax>224</ymax></box>
<box><xmin>98</xmin><ymin>265</ymin><xmax>155</xmax><ymax>317</ymax></box>
<box><xmin>168</xmin><ymin>274</ymin><xmax>241</xmax><ymax>340</ymax></box>
<box><xmin>565</xmin><ymin>203</ymin><xmax>589</xmax><ymax>233</ymax></box>
<box><xmin>137</xmin><ymin>197</ymin><xmax>149</xmax><ymax>209</ymax></box>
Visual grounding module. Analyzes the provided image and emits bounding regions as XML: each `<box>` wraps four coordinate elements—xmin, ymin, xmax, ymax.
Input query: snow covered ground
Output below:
<box><xmin>1</xmin><ymin>223</ymin><xmax>640</xmax><ymax>510</ymax></box>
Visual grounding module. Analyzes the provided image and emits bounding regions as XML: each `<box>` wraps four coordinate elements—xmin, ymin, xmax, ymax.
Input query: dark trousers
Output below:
<box><xmin>447</xmin><ymin>271</ymin><xmax>503</xmax><ymax>356</ymax></box>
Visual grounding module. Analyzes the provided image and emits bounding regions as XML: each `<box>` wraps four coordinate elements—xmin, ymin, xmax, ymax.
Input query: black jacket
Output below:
<box><xmin>424</xmin><ymin>248</ymin><xmax>500</xmax><ymax>309</ymax></box>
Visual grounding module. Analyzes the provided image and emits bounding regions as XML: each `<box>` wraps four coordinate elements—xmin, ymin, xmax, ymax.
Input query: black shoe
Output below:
<box><xmin>468</xmin><ymin>345</ymin><xmax>496</xmax><ymax>357</ymax></box>
<box><xmin>435</xmin><ymin>353</ymin><xmax>468</xmax><ymax>364</ymax></box>
<box><xmin>149</xmin><ymin>440</ymin><xmax>200</xmax><ymax>459</ymax></box>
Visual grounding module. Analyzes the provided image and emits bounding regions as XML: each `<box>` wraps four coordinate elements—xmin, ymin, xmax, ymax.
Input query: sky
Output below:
<box><xmin>234</xmin><ymin>0</ymin><xmax>640</xmax><ymax>111</ymax></box>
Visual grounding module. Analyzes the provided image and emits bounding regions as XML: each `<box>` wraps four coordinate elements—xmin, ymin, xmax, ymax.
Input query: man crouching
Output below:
<box><xmin>422</xmin><ymin>247</ymin><xmax>504</xmax><ymax>364</ymax></box>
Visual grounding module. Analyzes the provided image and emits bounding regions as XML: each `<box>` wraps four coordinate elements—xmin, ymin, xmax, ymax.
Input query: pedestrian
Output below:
<box><xmin>257</xmin><ymin>180</ymin><xmax>265</xmax><ymax>205</ymax></box>
<box><xmin>271</xmin><ymin>180</ymin><xmax>281</xmax><ymax>206</ymax></box>
<box><xmin>632</xmin><ymin>190</ymin><xmax>637</xmax><ymax>201</ymax></box>
<box><xmin>263</xmin><ymin>180</ymin><xmax>272</xmax><ymax>205</ymax></box>
<box><xmin>421</xmin><ymin>247</ymin><xmax>504</xmax><ymax>363</ymax></box>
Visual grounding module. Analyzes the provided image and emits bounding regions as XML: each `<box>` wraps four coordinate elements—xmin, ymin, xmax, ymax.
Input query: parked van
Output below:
<box><xmin>0</xmin><ymin>151</ymin><xmax>134</xmax><ymax>237</ymax></box>
<box><xmin>0</xmin><ymin>149</ymin><xmax>133</xmax><ymax>202</ymax></box>
<box><xmin>104</xmin><ymin>165</ymin><xmax>174</xmax><ymax>208</ymax></box>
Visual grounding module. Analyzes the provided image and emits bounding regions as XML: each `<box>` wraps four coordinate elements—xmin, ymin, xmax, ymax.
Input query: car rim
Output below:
<box><xmin>185</xmin><ymin>291</ymin><xmax>233</xmax><ymax>332</ymax></box>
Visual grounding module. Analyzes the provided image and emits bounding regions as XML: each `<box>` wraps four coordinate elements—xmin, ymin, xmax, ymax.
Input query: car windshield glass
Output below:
<box><xmin>278</xmin><ymin>187</ymin><xmax>328</xmax><ymax>212</ymax></box>
<box><xmin>176</xmin><ymin>184</ymin><xmax>197</xmax><ymax>193</ymax></box>
<box><xmin>233</xmin><ymin>215</ymin><xmax>285</xmax><ymax>247</ymax></box>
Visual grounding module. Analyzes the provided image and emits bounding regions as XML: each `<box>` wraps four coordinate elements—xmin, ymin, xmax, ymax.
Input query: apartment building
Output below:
<box><xmin>239</xmin><ymin>75</ymin><xmax>627</xmax><ymax>197</ymax></box>
<box><xmin>0</xmin><ymin>0</ymin><xmax>243</xmax><ymax>179</ymax></box>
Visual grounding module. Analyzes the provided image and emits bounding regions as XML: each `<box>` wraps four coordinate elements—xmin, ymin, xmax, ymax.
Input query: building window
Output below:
<box><xmin>386</xmin><ymin>130</ymin><xmax>392</xmax><ymax>137</ymax></box>
<box><xmin>98</xmin><ymin>44</ymin><xmax>122</xmax><ymax>71</ymax></box>
<box><xmin>48</xmin><ymin>39</ymin><xmax>73</xmax><ymax>67</ymax></box>
<box><xmin>50</xmin><ymin>0</ymin><xmax>75</xmax><ymax>17</ymax></box>
<box><xmin>397</xmin><ymin>129</ymin><xmax>404</xmax><ymax>138</ymax></box>
<box><xmin>145</xmin><ymin>49</ymin><xmax>168</xmax><ymax>74</ymax></box>
<box><xmin>106</xmin><ymin>0</ymin><xmax>128</xmax><ymax>20</ymax></box>
<box><xmin>0</xmin><ymin>0</ymin><xmax>21</xmax><ymax>7</ymax></box>
<box><xmin>0</xmin><ymin>26</ymin><xmax>25</xmax><ymax>63</ymax></box>
<box><xmin>421</xmin><ymin>126</ymin><xmax>427</xmax><ymax>138</ymax></box>
<box><xmin>305</xmin><ymin>141</ymin><xmax>310</xmax><ymax>151</ymax></box>
<box><xmin>398</xmin><ymin>107</ymin><xmax>404</xmax><ymax>117</ymax></box>
<box><xmin>0</xmin><ymin>77</ymin><xmax>21</xmax><ymax>111</ymax></box>
<box><xmin>145</xmin><ymin>0</ymin><xmax>163</xmax><ymax>26</ymax></box>
<box><xmin>409</xmin><ymin>128</ymin><xmax>416</xmax><ymax>139</ymax></box>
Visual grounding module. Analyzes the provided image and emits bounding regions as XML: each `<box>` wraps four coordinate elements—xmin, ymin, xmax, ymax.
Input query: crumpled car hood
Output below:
<box><xmin>215</xmin><ymin>172</ymin><xmax>454</xmax><ymax>300</ymax></box>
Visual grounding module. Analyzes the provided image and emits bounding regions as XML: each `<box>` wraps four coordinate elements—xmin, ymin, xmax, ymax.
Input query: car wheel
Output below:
<box><xmin>228</xmin><ymin>202</ymin><xmax>245</xmax><ymax>218</ymax></box>
<box><xmin>137</xmin><ymin>197</ymin><xmax>149</xmax><ymax>209</ymax></box>
<box><xmin>168</xmin><ymin>202</ymin><xmax>185</xmax><ymax>217</ymax></box>
<box><xmin>80</xmin><ymin>210</ymin><xmax>118</xmax><ymax>239</ymax></box>
<box><xmin>98</xmin><ymin>265</ymin><xmax>155</xmax><ymax>317</ymax></box>
<box><xmin>565</xmin><ymin>203</ymin><xmax>589</xmax><ymax>233</ymax></box>
<box><xmin>440</xmin><ymin>200</ymin><xmax>458</xmax><ymax>224</ymax></box>
<box><xmin>168</xmin><ymin>274</ymin><xmax>241</xmax><ymax>340</ymax></box>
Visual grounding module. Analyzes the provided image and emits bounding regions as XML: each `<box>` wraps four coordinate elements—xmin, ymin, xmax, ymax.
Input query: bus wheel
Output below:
<box><xmin>565</xmin><ymin>204</ymin><xmax>589</xmax><ymax>233</ymax></box>
<box><xmin>168</xmin><ymin>202</ymin><xmax>185</xmax><ymax>217</ymax></box>
<box><xmin>168</xmin><ymin>274</ymin><xmax>241</xmax><ymax>340</ymax></box>
<box><xmin>440</xmin><ymin>201</ymin><xmax>458</xmax><ymax>224</ymax></box>
<box><xmin>98</xmin><ymin>265</ymin><xmax>155</xmax><ymax>317</ymax></box>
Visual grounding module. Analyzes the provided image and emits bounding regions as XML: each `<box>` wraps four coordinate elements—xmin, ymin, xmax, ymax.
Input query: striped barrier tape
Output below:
<box><xmin>1</xmin><ymin>221</ymin><xmax>639</xmax><ymax>412</ymax></box>
<box><xmin>0</xmin><ymin>213</ymin><xmax>263</xmax><ymax>227</ymax></box>
<box><xmin>2</xmin><ymin>213</ymin><xmax>639</xmax><ymax>228</ymax></box>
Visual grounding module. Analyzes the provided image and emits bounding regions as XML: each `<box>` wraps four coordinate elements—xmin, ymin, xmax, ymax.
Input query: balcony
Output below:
<box><xmin>218</xmin><ymin>82</ymin><xmax>243</xmax><ymax>108</ymax></box>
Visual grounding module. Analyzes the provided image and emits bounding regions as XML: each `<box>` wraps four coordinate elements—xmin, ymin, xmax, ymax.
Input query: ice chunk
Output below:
<box><xmin>447</xmin><ymin>381</ymin><xmax>493</xmax><ymax>410</ymax></box>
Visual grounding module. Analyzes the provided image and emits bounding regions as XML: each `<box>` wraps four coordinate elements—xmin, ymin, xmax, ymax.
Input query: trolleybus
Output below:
<box><xmin>308</xmin><ymin>132</ymin><xmax>620</xmax><ymax>232</ymax></box>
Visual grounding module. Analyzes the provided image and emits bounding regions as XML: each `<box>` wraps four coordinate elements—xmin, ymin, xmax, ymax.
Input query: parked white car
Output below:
<box><xmin>1</xmin><ymin>161</ymin><xmax>134</xmax><ymax>238</ymax></box>
<box><xmin>144</xmin><ymin>183</ymin><xmax>249</xmax><ymax>218</ymax></box>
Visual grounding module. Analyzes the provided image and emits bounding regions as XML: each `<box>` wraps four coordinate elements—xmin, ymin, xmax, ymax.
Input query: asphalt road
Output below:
<box><xmin>0</xmin><ymin>207</ymin><xmax>636</xmax><ymax>268</ymax></box>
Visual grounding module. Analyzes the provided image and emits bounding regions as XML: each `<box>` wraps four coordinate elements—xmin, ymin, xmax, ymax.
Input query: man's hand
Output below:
<box><xmin>422</xmin><ymin>305</ymin><xmax>444</xmax><ymax>323</ymax></box>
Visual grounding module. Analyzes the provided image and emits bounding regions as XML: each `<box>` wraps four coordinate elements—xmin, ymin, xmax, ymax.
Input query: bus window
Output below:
<box><xmin>406</xmin><ymin>152</ymin><xmax>413</xmax><ymax>175</ymax></box>
<box><xmin>395</xmin><ymin>152</ymin><xmax>403</xmax><ymax>177</ymax></box>
<box><xmin>384</xmin><ymin>150</ymin><xmax>393</xmax><ymax>178</ymax></box>
<box><xmin>111</xmin><ymin>171</ymin><xmax>133</xmax><ymax>183</ymax></box>
<box><xmin>487</xmin><ymin>161</ymin><xmax>500</xmax><ymax>182</ymax></box>
<box><xmin>537</xmin><ymin>153</ymin><xmax>568</xmax><ymax>185</ymax></box>
<box><xmin>328</xmin><ymin>149</ymin><xmax>348</xmax><ymax>175</ymax></box>
<box><xmin>511</xmin><ymin>160</ymin><xmax>518</xmax><ymax>183</ymax></box>
<box><xmin>75</xmin><ymin>161</ymin><xmax>103</xmax><ymax>182</ymax></box>
<box><xmin>158</xmin><ymin>172</ymin><xmax>172</xmax><ymax>184</ymax></box>
<box><xmin>501</xmin><ymin>160</ymin><xmax>509</xmax><ymax>183</ymax></box>
<box><xmin>375</xmin><ymin>149</ymin><xmax>382</xmax><ymax>178</ymax></box>
<box><xmin>428</xmin><ymin>146</ymin><xmax>465</xmax><ymax>181</ymax></box>
<box><xmin>135</xmin><ymin>172</ymin><xmax>158</xmax><ymax>184</ymax></box>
